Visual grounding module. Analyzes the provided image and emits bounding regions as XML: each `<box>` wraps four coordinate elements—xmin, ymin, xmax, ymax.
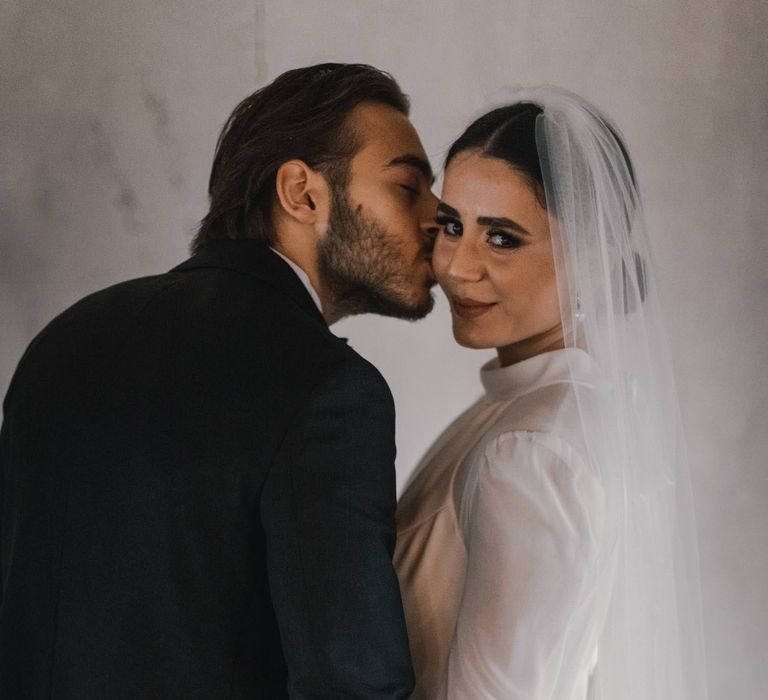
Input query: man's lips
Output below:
<box><xmin>450</xmin><ymin>295</ymin><xmax>496</xmax><ymax>319</ymax></box>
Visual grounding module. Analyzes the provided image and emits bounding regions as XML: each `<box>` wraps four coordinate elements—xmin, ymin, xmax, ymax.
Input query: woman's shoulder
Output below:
<box><xmin>454</xmin><ymin>381</ymin><xmax>603</xmax><ymax>507</ymax></box>
<box><xmin>455</xmin><ymin>426</ymin><xmax>606</xmax><ymax>548</ymax></box>
<box><xmin>485</xmin><ymin>379</ymin><xmax>598</xmax><ymax>460</ymax></box>
<box><xmin>480</xmin><ymin>428</ymin><xmax>591</xmax><ymax>481</ymax></box>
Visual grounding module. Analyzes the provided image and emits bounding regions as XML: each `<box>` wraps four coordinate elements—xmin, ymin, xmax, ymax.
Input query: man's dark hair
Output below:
<box><xmin>192</xmin><ymin>63</ymin><xmax>410</xmax><ymax>252</ymax></box>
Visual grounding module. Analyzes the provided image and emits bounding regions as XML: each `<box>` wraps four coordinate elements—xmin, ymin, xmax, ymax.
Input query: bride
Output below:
<box><xmin>395</xmin><ymin>88</ymin><xmax>708</xmax><ymax>699</ymax></box>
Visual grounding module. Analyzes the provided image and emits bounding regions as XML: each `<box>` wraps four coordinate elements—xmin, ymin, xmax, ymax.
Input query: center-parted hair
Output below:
<box><xmin>445</xmin><ymin>102</ymin><xmax>636</xmax><ymax>210</ymax></box>
<box><xmin>192</xmin><ymin>63</ymin><xmax>410</xmax><ymax>252</ymax></box>
<box><xmin>446</xmin><ymin>103</ymin><xmax>547</xmax><ymax>207</ymax></box>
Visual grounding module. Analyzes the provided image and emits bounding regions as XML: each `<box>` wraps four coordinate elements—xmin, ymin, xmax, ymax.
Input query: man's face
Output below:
<box><xmin>318</xmin><ymin>102</ymin><xmax>438</xmax><ymax>321</ymax></box>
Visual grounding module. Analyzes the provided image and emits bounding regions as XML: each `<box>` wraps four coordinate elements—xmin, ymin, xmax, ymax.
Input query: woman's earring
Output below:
<box><xmin>575</xmin><ymin>294</ymin><xmax>585</xmax><ymax>323</ymax></box>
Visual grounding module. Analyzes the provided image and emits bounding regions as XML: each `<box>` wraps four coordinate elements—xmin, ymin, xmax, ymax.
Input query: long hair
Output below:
<box><xmin>192</xmin><ymin>63</ymin><xmax>410</xmax><ymax>252</ymax></box>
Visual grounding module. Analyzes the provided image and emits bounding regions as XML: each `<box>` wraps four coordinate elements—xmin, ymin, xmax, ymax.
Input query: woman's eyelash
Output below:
<box><xmin>487</xmin><ymin>229</ymin><xmax>523</xmax><ymax>248</ymax></box>
<box><xmin>400</xmin><ymin>184</ymin><xmax>419</xmax><ymax>196</ymax></box>
<box><xmin>435</xmin><ymin>216</ymin><xmax>462</xmax><ymax>235</ymax></box>
<box><xmin>435</xmin><ymin>217</ymin><xmax>522</xmax><ymax>248</ymax></box>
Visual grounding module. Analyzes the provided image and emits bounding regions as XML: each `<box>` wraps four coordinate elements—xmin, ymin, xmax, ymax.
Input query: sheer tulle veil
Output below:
<box><xmin>461</xmin><ymin>87</ymin><xmax>709</xmax><ymax>698</ymax></box>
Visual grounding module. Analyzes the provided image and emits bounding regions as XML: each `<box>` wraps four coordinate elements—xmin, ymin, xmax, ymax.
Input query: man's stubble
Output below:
<box><xmin>317</xmin><ymin>182</ymin><xmax>435</xmax><ymax>322</ymax></box>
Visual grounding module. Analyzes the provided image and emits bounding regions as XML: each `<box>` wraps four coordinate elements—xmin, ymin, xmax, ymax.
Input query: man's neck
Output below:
<box><xmin>270</xmin><ymin>242</ymin><xmax>341</xmax><ymax>325</ymax></box>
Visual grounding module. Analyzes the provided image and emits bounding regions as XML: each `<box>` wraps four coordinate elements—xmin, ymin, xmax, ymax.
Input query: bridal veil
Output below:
<box><xmin>458</xmin><ymin>87</ymin><xmax>709</xmax><ymax>699</ymax></box>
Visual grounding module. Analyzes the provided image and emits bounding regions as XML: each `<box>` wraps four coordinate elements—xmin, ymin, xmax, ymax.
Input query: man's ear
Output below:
<box><xmin>274</xmin><ymin>160</ymin><xmax>330</xmax><ymax>226</ymax></box>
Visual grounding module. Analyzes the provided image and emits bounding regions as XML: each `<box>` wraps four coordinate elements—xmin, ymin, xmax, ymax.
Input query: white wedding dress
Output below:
<box><xmin>395</xmin><ymin>347</ymin><xmax>611</xmax><ymax>700</ymax></box>
<box><xmin>395</xmin><ymin>87</ymin><xmax>708</xmax><ymax>699</ymax></box>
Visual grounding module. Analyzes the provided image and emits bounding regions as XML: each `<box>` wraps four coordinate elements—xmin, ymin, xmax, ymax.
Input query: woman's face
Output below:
<box><xmin>433</xmin><ymin>150</ymin><xmax>563</xmax><ymax>363</ymax></box>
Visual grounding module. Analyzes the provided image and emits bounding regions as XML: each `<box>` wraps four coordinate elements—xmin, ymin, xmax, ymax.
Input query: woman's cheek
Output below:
<box><xmin>431</xmin><ymin>238</ymin><xmax>452</xmax><ymax>284</ymax></box>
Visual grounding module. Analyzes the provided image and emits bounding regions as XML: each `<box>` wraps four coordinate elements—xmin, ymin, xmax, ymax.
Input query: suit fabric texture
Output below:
<box><xmin>0</xmin><ymin>239</ymin><xmax>414</xmax><ymax>699</ymax></box>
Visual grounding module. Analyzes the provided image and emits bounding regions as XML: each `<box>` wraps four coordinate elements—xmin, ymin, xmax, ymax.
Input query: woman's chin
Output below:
<box><xmin>451</xmin><ymin>324</ymin><xmax>496</xmax><ymax>350</ymax></box>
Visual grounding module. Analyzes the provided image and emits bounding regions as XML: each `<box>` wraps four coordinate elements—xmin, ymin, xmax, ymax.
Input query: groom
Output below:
<box><xmin>0</xmin><ymin>64</ymin><xmax>437</xmax><ymax>698</ymax></box>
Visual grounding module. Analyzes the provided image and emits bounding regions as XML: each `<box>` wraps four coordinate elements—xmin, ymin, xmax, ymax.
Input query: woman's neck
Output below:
<box><xmin>496</xmin><ymin>323</ymin><xmax>565</xmax><ymax>367</ymax></box>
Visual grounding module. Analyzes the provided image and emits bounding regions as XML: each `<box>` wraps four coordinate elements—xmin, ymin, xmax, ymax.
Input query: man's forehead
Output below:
<box><xmin>384</xmin><ymin>154</ymin><xmax>434</xmax><ymax>184</ymax></box>
<box><xmin>352</xmin><ymin>103</ymin><xmax>424</xmax><ymax>154</ymax></box>
<box><xmin>350</xmin><ymin>103</ymin><xmax>432</xmax><ymax>179</ymax></box>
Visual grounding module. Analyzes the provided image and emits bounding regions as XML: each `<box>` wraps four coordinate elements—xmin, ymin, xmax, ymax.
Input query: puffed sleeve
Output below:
<box><xmin>441</xmin><ymin>431</ymin><xmax>605</xmax><ymax>699</ymax></box>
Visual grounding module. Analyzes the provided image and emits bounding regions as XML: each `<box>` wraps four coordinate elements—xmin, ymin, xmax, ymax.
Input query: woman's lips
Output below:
<box><xmin>451</xmin><ymin>295</ymin><xmax>496</xmax><ymax>319</ymax></box>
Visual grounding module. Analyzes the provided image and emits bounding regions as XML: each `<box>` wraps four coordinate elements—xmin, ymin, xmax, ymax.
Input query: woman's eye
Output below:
<box><xmin>436</xmin><ymin>218</ymin><xmax>462</xmax><ymax>237</ymax></box>
<box><xmin>488</xmin><ymin>230</ymin><xmax>523</xmax><ymax>249</ymax></box>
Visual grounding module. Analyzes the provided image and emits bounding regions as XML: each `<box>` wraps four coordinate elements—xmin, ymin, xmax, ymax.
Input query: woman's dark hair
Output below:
<box><xmin>192</xmin><ymin>63</ymin><xmax>410</xmax><ymax>252</ymax></box>
<box><xmin>445</xmin><ymin>102</ymin><xmax>636</xmax><ymax>211</ymax></box>
<box><xmin>446</xmin><ymin>103</ymin><xmax>547</xmax><ymax>207</ymax></box>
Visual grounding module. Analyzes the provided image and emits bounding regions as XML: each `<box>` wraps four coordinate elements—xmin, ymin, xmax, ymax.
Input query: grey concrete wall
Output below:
<box><xmin>1</xmin><ymin>1</ymin><xmax>766</xmax><ymax>696</ymax></box>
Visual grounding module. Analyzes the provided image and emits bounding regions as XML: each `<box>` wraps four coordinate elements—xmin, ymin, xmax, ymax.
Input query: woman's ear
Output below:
<box><xmin>274</xmin><ymin>160</ymin><xmax>330</xmax><ymax>227</ymax></box>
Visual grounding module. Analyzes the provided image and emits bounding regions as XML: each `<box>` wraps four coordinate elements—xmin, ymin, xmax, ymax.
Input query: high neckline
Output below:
<box><xmin>480</xmin><ymin>347</ymin><xmax>599</xmax><ymax>400</ymax></box>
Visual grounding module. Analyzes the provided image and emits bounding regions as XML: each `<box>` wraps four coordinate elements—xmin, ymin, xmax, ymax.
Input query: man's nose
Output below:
<box><xmin>420</xmin><ymin>191</ymin><xmax>440</xmax><ymax>249</ymax></box>
<box><xmin>423</xmin><ymin>188</ymin><xmax>439</xmax><ymax>215</ymax></box>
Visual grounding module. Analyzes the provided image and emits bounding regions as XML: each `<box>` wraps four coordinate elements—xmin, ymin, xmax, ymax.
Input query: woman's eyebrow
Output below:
<box><xmin>437</xmin><ymin>201</ymin><xmax>460</xmax><ymax>217</ymax></box>
<box><xmin>437</xmin><ymin>203</ymin><xmax>531</xmax><ymax>236</ymax></box>
<box><xmin>476</xmin><ymin>216</ymin><xmax>532</xmax><ymax>236</ymax></box>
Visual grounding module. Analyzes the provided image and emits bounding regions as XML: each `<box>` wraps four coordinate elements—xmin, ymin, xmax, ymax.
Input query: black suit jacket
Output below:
<box><xmin>0</xmin><ymin>240</ymin><xmax>414</xmax><ymax>699</ymax></box>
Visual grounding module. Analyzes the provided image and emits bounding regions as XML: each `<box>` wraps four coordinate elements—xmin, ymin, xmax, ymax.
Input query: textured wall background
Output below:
<box><xmin>1</xmin><ymin>1</ymin><xmax>766</xmax><ymax>696</ymax></box>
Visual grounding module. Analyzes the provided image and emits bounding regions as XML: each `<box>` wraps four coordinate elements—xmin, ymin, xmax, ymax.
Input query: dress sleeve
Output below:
<box><xmin>441</xmin><ymin>431</ymin><xmax>605</xmax><ymax>699</ymax></box>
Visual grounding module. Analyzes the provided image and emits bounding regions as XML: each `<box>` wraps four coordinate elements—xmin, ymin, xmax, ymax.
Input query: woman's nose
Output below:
<box><xmin>445</xmin><ymin>235</ymin><xmax>485</xmax><ymax>283</ymax></box>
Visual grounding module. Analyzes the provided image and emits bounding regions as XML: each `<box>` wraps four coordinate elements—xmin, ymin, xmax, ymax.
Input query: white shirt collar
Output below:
<box><xmin>269</xmin><ymin>247</ymin><xmax>323</xmax><ymax>315</ymax></box>
<box><xmin>480</xmin><ymin>347</ymin><xmax>600</xmax><ymax>400</ymax></box>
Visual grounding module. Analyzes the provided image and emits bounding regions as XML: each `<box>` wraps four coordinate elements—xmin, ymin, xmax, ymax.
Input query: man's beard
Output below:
<box><xmin>317</xmin><ymin>185</ymin><xmax>434</xmax><ymax>321</ymax></box>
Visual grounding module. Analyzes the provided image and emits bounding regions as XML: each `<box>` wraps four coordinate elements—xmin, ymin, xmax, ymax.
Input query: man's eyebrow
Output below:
<box><xmin>385</xmin><ymin>154</ymin><xmax>435</xmax><ymax>185</ymax></box>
